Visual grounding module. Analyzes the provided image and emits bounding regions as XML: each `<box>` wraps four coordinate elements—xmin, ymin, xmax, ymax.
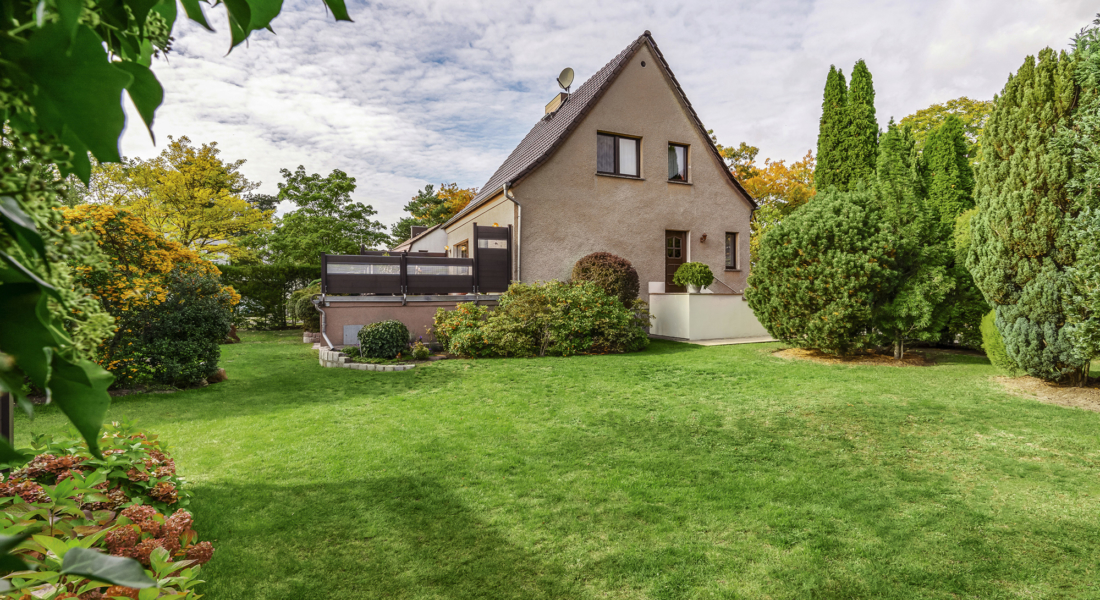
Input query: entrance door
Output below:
<box><xmin>665</xmin><ymin>230</ymin><xmax>686</xmax><ymax>292</ymax></box>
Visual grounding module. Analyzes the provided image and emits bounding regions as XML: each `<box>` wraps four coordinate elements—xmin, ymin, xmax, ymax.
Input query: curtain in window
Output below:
<box><xmin>668</xmin><ymin>144</ymin><xmax>687</xmax><ymax>181</ymax></box>
<box><xmin>619</xmin><ymin>138</ymin><xmax>638</xmax><ymax>176</ymax></box>
<box><xmin>597</xmin><ymin>134</ymin><xmax>615</xmax><ymax>173</ymax></box>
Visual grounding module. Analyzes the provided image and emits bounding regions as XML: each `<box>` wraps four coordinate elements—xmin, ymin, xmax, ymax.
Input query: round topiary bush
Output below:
<box><xmin>672</xmin><ymin>262</ymin><xmax>715</xmax><ymax>289</ymax></box>
<box><xmin>358</xmin><ymin>319</ymin><xmax>410</xmax><ymax>359</ymax></box>
<box><xmin>571</xmin><ymin>252</ymin><xmax>639</xmax><ymax>307</ymax></box>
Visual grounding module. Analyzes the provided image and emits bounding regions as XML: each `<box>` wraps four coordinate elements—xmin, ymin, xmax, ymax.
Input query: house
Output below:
<box><xmin>392</xmin><ymin>224</ymin><xmax>446</xmax><ymax>254</ymax></box>
<box><xmin>389</xmin><ymin>30</ymin><xmax>769</xmax><ymax>341</ymax></box>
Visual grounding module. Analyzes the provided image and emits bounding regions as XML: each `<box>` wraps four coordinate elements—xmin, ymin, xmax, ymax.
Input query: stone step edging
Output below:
<box><xmin>316</xmin><ymin>348</ymin><xmax>416</xmax><ymax>372</ymax></box>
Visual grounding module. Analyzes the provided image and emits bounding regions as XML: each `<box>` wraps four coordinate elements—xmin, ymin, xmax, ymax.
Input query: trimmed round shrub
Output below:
<box><xmin>746</xmin><ymin>187</ymin><xmax>895</xmax><ymax>355</ymax></box>
<box><xmin>571</xmin><ymin>252</ymin><xmax>640</xmax><ymax>307</ymax></box>
<box><xmin>981</xmin><ymin>309</ymin><xmax>1020</xmax><ymax>375</ymax></box>
<box><xmin>672</xmin><ymin>262</ymin><xmax>715</xmax><ymax>289</ymax></box>
<box><xmin>358</xmin><ymin>319</ymin><xmax>410</xmax><ymax>359</ymax></box>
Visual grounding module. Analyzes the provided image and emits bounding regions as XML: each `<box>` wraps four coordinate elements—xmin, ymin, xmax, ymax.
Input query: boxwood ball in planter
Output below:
<box><xmin>672</xmin><ymin>262</ymin><xmax>715</xmax><ymax>292</ymax></box>
<box><xmin>358</xmin><ymin>320</ymin><xmax>411</xmax><ymax>359</ymax></box>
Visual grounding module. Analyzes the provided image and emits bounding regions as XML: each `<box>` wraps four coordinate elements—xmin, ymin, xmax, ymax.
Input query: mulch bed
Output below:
<box><xmin>773</xmin><ymin>347</ymin><xmax>934</xmax><ymax>367</ymax></box>
<box><xmin>995</xmin><ymin>376</ymin><xmax>1100</xmax><ymax>413</ymax></box>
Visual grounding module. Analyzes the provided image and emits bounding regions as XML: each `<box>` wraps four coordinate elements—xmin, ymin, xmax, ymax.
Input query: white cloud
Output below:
<box><xmin>120</xmin><ymin>0</ymin><xmax>1098</xmax><ymax>228</ymax></box>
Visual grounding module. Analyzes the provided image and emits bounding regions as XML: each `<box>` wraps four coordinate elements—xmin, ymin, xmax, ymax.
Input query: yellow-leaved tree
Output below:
<box><xmin>83</xmin><ymin>136</ymin><xmax>273</xmax><ymax>261</ymax></box>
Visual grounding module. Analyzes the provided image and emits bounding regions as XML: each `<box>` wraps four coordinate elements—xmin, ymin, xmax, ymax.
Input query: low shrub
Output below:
<box><xmin>411</xmin><ymin>341</ymin><xmax>431</xmax><ymax>360</ymax></box>
<box><xmin>433</xmin><ymin>303</ymin><xmax>491</xmax><ymax>354</ymax></box>
<box><xmin>0</xmin><ymin>424</ymin><xmax>212</xmax><ymax>598</ymax></box>
<box><xmin>131</xmin><ymin>269</ymin><xmax>235</xmax><ymax>387</ymax></box>
<box><xmin>358</xmin><ymin>320</ymin><xmax>411</xmax><ymax>359</ymax></box>
<box><xmin>672</xmin><ymin>262</ymin><xmax>715</xmax><ymax>289</ymax></box>
<box><xmin>571</xmin><ymin>252</ymin><xmax>640</xmax><ymax>307</ymax></box>
<box><xmin>289</xmin><ymin>281</ymin><xmax>321</xmax><ymax>331</ymax></box>
<box><xmin>981</xmin><ymin>310</ymin><xmax>1020</xmax><ymax>375</ymax></box>
<box><xmin>433</xmin><ymin>281</ymin><xmax>650</xmax><ymax>358</ymax></box>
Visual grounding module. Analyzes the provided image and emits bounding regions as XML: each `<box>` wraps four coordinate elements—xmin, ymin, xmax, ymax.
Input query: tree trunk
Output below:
<box><xmin>894</xmin><ymin>332</ymin><xmax>904</xmax><ymax>360</ymax></box>
<box><xmin>1063</xmin><ymin>362</ymin><xmax>1091</xmax><ymax>387</ymax></box>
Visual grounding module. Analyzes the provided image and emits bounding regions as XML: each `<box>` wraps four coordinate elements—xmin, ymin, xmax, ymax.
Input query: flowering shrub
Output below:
<box><xmin>358</xmin><ymin>319</ymin><xmax>410</xmax><ymax>359</ymax></box>
<box><xmin>6</xmin><ymin>421</ymin><xmax>189</xmax><ymax>513</ymax></box>
<box><xmin>0</xmin><ymin>425</ymin><xmax>212</xmax><ymax>598</ymax></box>
<box><xmin>433</xmin><ymin>281</ymin><xmax>650</xmax><ymax>358</ymax></box>
<box><xmin>62</xmin><ymin>205</ymin><xmax>240</xmax><ymax>387</ymax></box>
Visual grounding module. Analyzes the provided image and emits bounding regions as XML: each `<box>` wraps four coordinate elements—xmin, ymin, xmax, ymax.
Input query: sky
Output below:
<box><xmin>119</xmin><ymin>0</ymin><xmax>1098</xmax><ymax>228</ymax></box>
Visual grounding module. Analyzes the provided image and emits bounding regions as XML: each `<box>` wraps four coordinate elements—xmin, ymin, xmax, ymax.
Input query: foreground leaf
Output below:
<box><xmin>60</xmin><ymin>548</ymin><xmax>155</xmax><ymax>589</ymax></box>
<box><xmin>48</xmin><ymin>355</ymin><xmax>113</xmax><ymax>459</ymax></box>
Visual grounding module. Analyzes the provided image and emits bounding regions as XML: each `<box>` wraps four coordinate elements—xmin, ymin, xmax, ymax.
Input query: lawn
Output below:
<box><xmin>15</xmin><ymin>331</ymin><xmax>1100</xmax><ymax>599</ymax></box>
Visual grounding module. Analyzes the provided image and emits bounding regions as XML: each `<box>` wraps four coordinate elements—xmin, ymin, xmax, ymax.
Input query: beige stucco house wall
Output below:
<box><xmin>442</xmin><ymin>32</ymin><xmax>754</xmax><ymax>304</ymax></box>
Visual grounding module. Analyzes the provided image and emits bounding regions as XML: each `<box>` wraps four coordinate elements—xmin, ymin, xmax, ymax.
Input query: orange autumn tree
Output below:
<box><xmin>740</xmin><ymin>150</ymin><xmax>817</xmax><ymax>262</ymax></box>
<box><xmin>62</xmin><ymin>205</ymin><xmax>239</xmax><ymax>385</ymax></box>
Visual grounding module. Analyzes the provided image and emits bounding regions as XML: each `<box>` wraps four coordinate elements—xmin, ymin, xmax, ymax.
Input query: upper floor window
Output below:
<box><xmin>597</xmin><ymin>133</ymin><xmax>639</xmax><ymax>177</ymax></box>
<box><xmin>668</xmin><ymin>143</ymin><xmax>688</xmax><ymax>181</ymax></box>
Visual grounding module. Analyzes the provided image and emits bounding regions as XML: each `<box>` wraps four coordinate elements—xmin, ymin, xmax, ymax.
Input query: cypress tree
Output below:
<box><xmin>844</xmin><ymin>60</ymin><xmax>879</xmax><ymax>188</ymax></box>
<box><xmin>872</xmin><ymin>122</ymin><xmax>953</xmax><ymax>358</ymax></box>
<box><xmin>967</xmin><ymin>48</ymin><xmax>1089</xmax><ymax>384</ymax></box>
<box><xmin>814</xmin><ymin>66</ymin><xmax>848</xmax><ymax>190</ymax></box>
<box><xmin>922</xmin><ymin>114</ymin><xmax>975</xmax><ymax>225</ymax></box>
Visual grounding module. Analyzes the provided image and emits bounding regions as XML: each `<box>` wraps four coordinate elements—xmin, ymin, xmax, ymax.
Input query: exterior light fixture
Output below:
<box><xmin>699</xmin><ymin>233</ymin><xmax>708</xmax><ymax>243</ymax></box>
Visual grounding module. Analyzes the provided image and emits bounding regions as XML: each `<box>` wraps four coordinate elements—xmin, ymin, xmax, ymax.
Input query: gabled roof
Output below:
<box><xmin>444</xmin><ymin>30</ymin><xmax>756</xmax><ymax>228</ymax></box>
<box><xmin>392</xmin><ymin>223</ymin><xmax>441</xmax><ymax>250</ymax></box>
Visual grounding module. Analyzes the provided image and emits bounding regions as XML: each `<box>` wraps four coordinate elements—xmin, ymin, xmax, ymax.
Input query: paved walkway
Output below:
<box><xmin>650</xmin><ymin>335</ymin><xmax>776</xmax><ymax>346</ymax></box>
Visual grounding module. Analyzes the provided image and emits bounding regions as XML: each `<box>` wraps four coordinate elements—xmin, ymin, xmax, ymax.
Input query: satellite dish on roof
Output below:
<box><xmin>557</xmin><ymin>67</ymin><xmax>574</xmax><ymax>92</ymax></box>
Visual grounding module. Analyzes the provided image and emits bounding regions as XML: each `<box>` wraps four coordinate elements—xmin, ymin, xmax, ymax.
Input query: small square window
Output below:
<box><xmin>668</xmin><ymin>144</ymin><xmax>688</xmax><ymax>181</ymax></box>
<box><xmin>725</xmin><ymin>232</ymin><xmax>738</xmax><ymax>269</ymax></box>
<box><xmin>597</xmin><ymin>133</ymin><xmax>640</xmax><ymax>177</ymax></box>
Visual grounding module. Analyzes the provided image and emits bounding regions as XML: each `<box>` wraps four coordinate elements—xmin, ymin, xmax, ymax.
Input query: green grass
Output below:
<box><xmin>15</xmin><ymin>331</ymin><xmax>1100</xmax><ymax>599</ymax></box>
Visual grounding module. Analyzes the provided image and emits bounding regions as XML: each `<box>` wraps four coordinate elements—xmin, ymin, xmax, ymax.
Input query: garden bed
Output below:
<box><xmin>995</xmin><ymin>375</ymin><xmax>1100</xmax><ymax>412</ymax></box>
<box><xmin>773</xmin><ymin>346</ymin><xmax>934</xmax><ymax>366</ymax></box>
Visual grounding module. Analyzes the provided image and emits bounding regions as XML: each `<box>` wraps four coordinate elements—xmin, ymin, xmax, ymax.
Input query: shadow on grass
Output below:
<box><xmin>193</xmin><ymin>477</ymin><xmax>580</xmax><ymax>599</ymax></box>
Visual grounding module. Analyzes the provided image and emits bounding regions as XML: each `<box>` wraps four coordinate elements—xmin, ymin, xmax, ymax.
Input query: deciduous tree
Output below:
<box><xmin>391</xmin><ymin>182</ymin><xmax>478</xmax><ymax>243</ymax></box>
<box><xmin>263</xmin><ymin>166</ymin><xmax>388</xmax><ymax>264</ymax></box>
<box><xmin>900</xmin><ymin>97</ymin><xmax>994</xmax><ymax>164</ymax></box>
<box><xmin>88</xmin><ymin>137</ymin><xmax>272</xmax><ymax>261</ymax></box>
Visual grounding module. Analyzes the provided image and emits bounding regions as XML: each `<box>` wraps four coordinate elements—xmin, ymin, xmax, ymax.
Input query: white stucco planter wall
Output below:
<box><xmin>649</xmin><ymin>293</ymin><xmax>770</xmax><ymax>341</ymax></box>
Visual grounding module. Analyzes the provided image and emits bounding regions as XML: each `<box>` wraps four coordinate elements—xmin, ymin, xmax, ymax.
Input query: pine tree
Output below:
<box><xmin>872</xmin><ymin>122</ymin><xmax>953</xmax><ymax>359</ymax></box>
<box><xmin>967</xmin><ymin>48</ymin><xmax>1089</xmax><ymax>384</ymax></box>
<box><xmin>844</xmin><ymin>60</ymin><xmax>879</xmax><ymax>188</ymax></box>
<box><xmin>814</xmin><ymin>66</ymin><xmax>848</xmax><ymax>190</ymax></box>
<box><xmin>746</xmin><ymin>187</ymin><xmax>894</xmax><ymax>356</ymax></box>
<box><xmin>922</xmin><ymin>114</ymin><xmax>975</xmax><ymax>225</ymax></box>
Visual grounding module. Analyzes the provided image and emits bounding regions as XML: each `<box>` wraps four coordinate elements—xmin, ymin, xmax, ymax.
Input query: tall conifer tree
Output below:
<box><xmin>922</xmin><ymin>114</ymin><xmax>975</xmax><ymax>225</ymax></box>
<box><xmin>872</xmin><ymin>122</ymin><xmax>952</xmax><ymax>358</ymax></box>
<box><xmin>844</xmin><ymin>60</ymin><xmax>879</xmax><ymax>189</ymax></box>
<box><xmin>922</xmin><ymin>114</ymin><xmax>986</xmax><ymax>347</ymax></box>
<box><xmin>968</xmin><ymin>48</ymin><xmax>1089</xmax><ymax>384</ymax></box>
<box><xmin>815</xmin><ymin>66</ymin><xmax>848</xmax><ymax>190</ymax></box>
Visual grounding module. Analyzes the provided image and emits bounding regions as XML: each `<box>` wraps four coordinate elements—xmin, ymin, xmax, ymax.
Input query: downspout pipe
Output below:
<box><xmin>503</xmin><ymin>182</ymin><xmax>521</xmax><ymax>282</ymax></box>
<box><xmin>312</xmin><ymin>294</ymin><xmax>336</xmax><ymax>349</ymax></box>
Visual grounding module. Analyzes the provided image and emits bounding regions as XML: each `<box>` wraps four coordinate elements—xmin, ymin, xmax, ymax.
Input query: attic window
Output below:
<box><xmin>668</xmin><ymin>144</ymin><xmax>688</xmax><ymax>181</ymax></box>
<box><xmin>597</xmin><ymin>133</ymin><xmax>640</xmax><ymax>177</ymax></box>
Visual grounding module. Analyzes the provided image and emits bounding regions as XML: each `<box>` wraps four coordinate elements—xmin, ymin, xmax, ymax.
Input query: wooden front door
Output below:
<box><xmin>665</xmin><ymin>230</ymin><xmax>685</xmax><ymax>292</ymax></box>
